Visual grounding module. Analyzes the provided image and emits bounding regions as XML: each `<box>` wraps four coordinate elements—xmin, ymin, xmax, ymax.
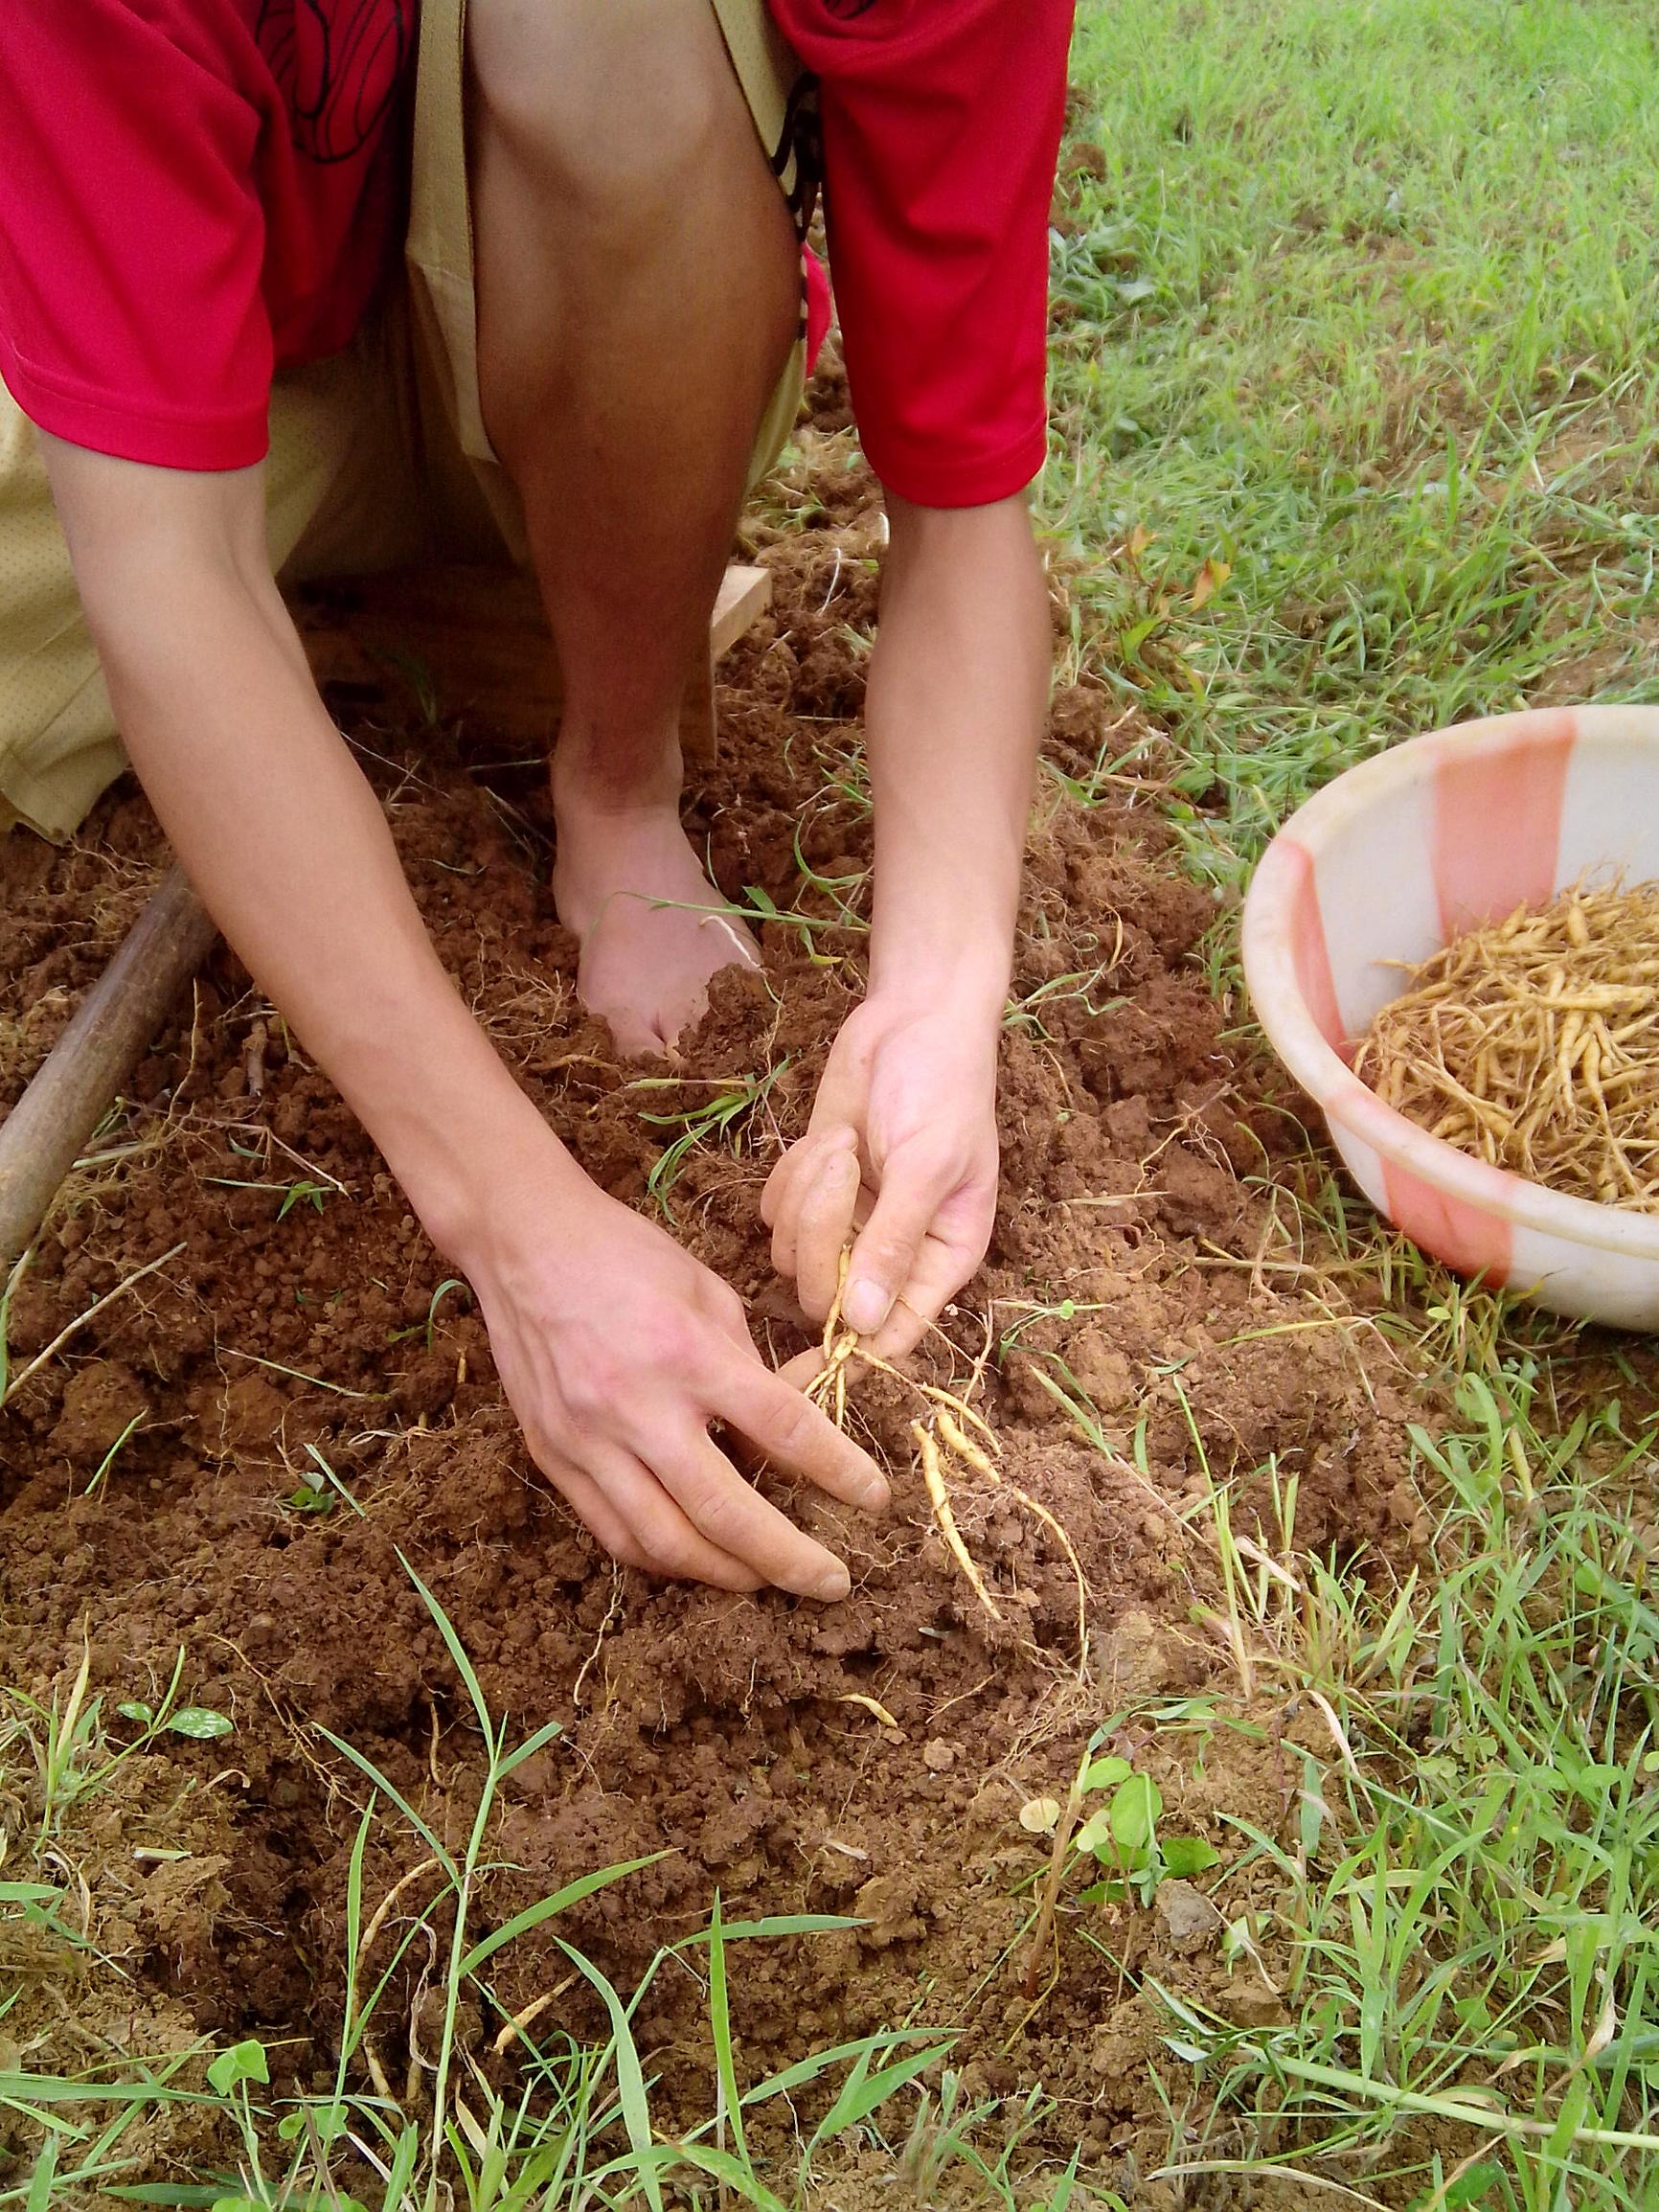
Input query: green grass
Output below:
<box><xmin>1042</xmin><ymin>8</ymin><xmax>1659</xmax><ymax>2200</ymax></box>
<box><xmin>1</xmin><ymin>1570</ymin><xmax>1040</xmax><ymax>2211</ymax></box>
<box><xmin>1166</xmin><ymin>1340</ymin><xmax>1657</xmax><ymax>2208</ymax></box>
<box><xmin>1050</xmin><ymin>0</ymin><xmax>1659</xmax><ymax>894</ymax></box>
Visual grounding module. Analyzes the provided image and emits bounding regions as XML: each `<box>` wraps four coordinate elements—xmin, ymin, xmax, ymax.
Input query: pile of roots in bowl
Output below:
<box><xmin>1353</xmin><ymin>876</ymin><xmax>1659</xmax><ymax>1212</ymax></box>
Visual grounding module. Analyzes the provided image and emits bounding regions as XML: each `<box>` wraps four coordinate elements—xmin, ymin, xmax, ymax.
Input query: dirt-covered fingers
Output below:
<box><xmin>648</xmin><ymin>1419</ymin><xmax>859</xmax><ymax>1600</ymax></box>
<box><xmin>538</xmin><ymin>1441</ymin><xmax>767</xmax><ymax>1592</ymax></box>
<box><xmin>762</xmin><ymin>1125</ymin><xmax>860</xmax><ymax>1312</ymax></box>
<box><xmin>717</xmin><ymin>1358</ymin><xmax>890</xmax><ymax>1520</ymax></box>
<box><xmin>845</xmin><ymin>1160</ymin><xmax>994</xmax><ymax>1354</ymax></box>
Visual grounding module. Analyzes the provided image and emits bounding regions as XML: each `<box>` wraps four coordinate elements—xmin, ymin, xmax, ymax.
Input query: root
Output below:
<box><xmin>1355</xmin><ymin>875</ymin><xmax>1659</xmax><ymax>1211</ymax></box>
<box><xmin>914</xmin><ymin>1420</ymin><xmax>1004</xmax><ymax>1623</ymax></box>
<box><xmin>939</xmin><ymin>1408</ymin><xmax>1091</xmax><ymax>1667</ymax></box>
<box><xmin>805</xmin><ymin>1251</ymin><xmax>1091</xmax><ymax>1662</ymax></box>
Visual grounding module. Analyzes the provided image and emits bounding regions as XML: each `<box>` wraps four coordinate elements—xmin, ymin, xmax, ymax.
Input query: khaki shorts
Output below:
<box><xmin>0</xmin><ymin>0</ymin><xmax>810</xmax><ymax>843</ymax></box>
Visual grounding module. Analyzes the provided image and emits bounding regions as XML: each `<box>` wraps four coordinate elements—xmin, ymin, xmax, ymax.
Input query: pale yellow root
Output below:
<box><xmin>914</xmin><ymin>1420</ymin><xmax>1004</xmax><ymax>1623</ymax></box>
<box><xmin>937</xmin><ymin>1405</ymin><xmax>998</xmax><ymax>1478</ymax></box>
<box><xmin>804</xmin><ymin>1256</ymin><xmax>1089</xmax><ymax>1657</ymax></box>
<box><xmin>938</xmin><ymin>1408</ymin><xmax>1089</xmax><ymax>1665</ymax></box>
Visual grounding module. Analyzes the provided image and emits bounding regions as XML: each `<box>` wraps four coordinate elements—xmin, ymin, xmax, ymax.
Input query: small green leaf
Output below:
<box><xmin>277</xmin><ymin>2104</ymin><xmax>350</xmax><ymax>2147</ymax></box>
<box><xmin>1109</xmin><ymin>1772</ymin><xmax>1163</xmax><ymax>1863</ymax></box>
<box><xmin>169</xmin><ymin>1708</ymin><xmax>234</xmax><ymax>1741</ymax></box>
<box><xmin>1410</xmin><ymin>2161</ymin><xmax>1506</xmax><ymax>2210</ymax></box>
<box><xmin>1083</xmin><ymin>1756</ymin><xmax>1132</xmax><ymax>1793</ymax></box>
<box><xmin>1078</xmin><ymin>1879</ymin><xmax>1126</xmax><ymax>1905</ymax></box>
<box><xmin>1161</xmin><ymin>1835</ymin><xmax>1221</xmax><ymax>1878</ymax></box>
<box><xmin>206</xmin><ymin>2039</ymin><xmax>268</xmax><ymax>2094</ymax></box>
<box><xmin>117</xmin><ymin>1701</ymin><xmax>154</xmax><ymax>1727</ymax></box>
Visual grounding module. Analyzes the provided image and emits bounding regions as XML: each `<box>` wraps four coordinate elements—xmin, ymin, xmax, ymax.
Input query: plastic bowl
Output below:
<box><xmin>1241</xmin><ymin>704</ymin><xmax>1659</xmax><ymax>1329</ymax></box>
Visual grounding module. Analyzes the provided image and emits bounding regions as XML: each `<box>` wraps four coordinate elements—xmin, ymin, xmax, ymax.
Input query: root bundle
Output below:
<box><xmin>1354</xmin><ymin>877</ymin><xmax>1659</xmax><ymax>1211</ymax></box>
<box><xmin>805</xmin><ymin>1260</ymin><xmax>1089</xmax><ymax>1663</ymax></box>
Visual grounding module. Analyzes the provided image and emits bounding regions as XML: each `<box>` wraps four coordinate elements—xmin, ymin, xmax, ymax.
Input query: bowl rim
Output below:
<box><xmin>1240</xmin><ymin>703</ymin><xmax>1659</xmax><ymax>1265</ymax></box>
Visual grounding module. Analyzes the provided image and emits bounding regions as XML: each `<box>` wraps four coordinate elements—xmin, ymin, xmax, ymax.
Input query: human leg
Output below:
<box><xmin>469</xmin><ymin>0</ymin><xmax>801</xmax><ymax>1056</ymax></box>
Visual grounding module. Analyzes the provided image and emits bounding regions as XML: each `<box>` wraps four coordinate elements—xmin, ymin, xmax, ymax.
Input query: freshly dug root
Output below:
<box><xmin>914</xmin><ymin>1420</ymin><xmax>1004</xmax><ymax>1623</ymax></box>
<box><xmin>803</xmin><ymin>1255</ymin><xmax>1088</xmax><ymax>1657</ymax></box>
<box><xmin>938</xmin><ymin>1408</ymin><xmax>1090</xmax><ymax>1665</ymax></box>
<box><xmin>1354</xmin><ymin>877</ymin><xmax>1659</xmax><ymax>1211</ymax></box>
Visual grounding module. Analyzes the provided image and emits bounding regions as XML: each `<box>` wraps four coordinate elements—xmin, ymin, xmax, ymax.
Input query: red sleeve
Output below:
<box><xmin>0</xmin><ymin>2</ymin><xmax>272</xmax><ymax>470</ymax></box>
<box><xmin>769</xmin><ymin>0</ymin><xmax>1074</xmax><ymax>509</ymax></box>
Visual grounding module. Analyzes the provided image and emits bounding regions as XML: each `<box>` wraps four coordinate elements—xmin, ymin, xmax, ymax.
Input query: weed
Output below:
<box><xmin>82</xmin><ymin>1409</ymin><xmax>147</xmax><ymax>1497</ymax></box>
<box><xmin>632</xmin><ymin>1064</ymin><xmax>787</xmax><ymax>1220</ymax></box>
<box><xmin>0</xmin><ymin>1565</ymin><xmax>972</xmax><ymax>2211</ymax></box>
<box><xmin>1118</xmin><ymin>1350</ymin><xmax>1653</xmax><ymax>2203</ymax></box>
<box><xmin>386</xmin><ymin>1277</ymin><xmax>472</xmax><ymax>1351</ymax></box>
<box><xmin>3</xmin><ymin>1644</ymin><xmax>232</xmax><ymax>1847</ymax></box>
<box><xmin>283</xmin><ymin>1442</ymin><xmax>366</xmax><ymax>1520</ymax></box>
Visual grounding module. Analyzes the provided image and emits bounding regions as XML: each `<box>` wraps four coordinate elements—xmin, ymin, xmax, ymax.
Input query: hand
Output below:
<box><xmin>762</xmin><ymin>992</ymin><xmax>1001</xmax><ymax>1359</ymax></box>
<box><xmin>458</xmin><ymin>1165</ymin><xmax>889</xmax><ymax>1595</ymax></box>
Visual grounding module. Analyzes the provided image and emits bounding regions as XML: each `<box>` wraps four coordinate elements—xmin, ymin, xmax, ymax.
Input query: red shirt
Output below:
<box><xmin>0</xmin><ymin>0</ymin><xmax>1070</xmax><ymax>507</ymax></box>
<box><xmin>0</xmin><ymin>1</ymin><xmax>411</xmax><ymax>471</ymax></box>
<box><xmin>774</xmin><ymin>0</ymin><xmax>1073</xmax><ymax>506</ymax></box>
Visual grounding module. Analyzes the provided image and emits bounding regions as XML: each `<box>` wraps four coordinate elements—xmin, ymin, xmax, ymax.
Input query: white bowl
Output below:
<box><xmin>1241</xmin><ymin>705</ymin><xmax>1659</xmax><ymax>1329</ymax></box>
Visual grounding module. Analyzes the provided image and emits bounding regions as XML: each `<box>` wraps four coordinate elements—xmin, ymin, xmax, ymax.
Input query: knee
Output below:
<box><xmin>469</xmin><ymin>0</ymin><xmax>739</xmax><ymax>230</ymax></box>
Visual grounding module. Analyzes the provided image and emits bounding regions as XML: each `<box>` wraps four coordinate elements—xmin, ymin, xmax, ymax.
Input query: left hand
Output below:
<box><xmin>762</xmin><ymin>992</ymin><xmax>1001</xmax><ymax>1358</ymax></box>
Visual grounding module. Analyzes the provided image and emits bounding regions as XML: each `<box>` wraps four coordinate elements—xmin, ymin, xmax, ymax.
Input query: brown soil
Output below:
<box><xmin>0</xmin><ymin>396</ymin><xmax>1432</xmax><ymax>2199</ymax></box>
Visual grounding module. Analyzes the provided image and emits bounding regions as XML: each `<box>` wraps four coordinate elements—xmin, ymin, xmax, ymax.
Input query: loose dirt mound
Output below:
<box><xmin>0</xmin><ymin>419</ymin><xmax>1427</xmax><ymax>2184</ymax></box>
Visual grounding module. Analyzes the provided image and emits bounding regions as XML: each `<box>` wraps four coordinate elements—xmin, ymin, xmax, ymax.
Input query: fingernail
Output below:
<box><xmin>856</xmin><ymin>1475</ymin><xmax>890</xmax><ymax>1515</ymax></box>
<box><xmin>843</xmin><ymin>1278</ymin><xmax>889</xmax><ymax>1334</ymax></box>
<box><xmin>811</xmin><ymin>1563</ymin><xmax>852</xmax><ymax>1602</ymax></box>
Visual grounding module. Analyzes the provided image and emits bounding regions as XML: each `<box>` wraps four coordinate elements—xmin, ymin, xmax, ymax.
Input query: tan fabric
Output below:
<box><xmin>0</xmin><ymin>328</ymin><xmax>420</xmax><ymax>840</ymax></box>
<box><xmin>0</xmin><ymin>0</ymin><xmax>808</xmax><ymax>843</ymax></box>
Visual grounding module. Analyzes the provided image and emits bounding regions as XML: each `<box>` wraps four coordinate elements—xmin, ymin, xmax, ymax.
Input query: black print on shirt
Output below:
<box><xmin>254</xmin><ymin>0</ymin><xmax>411</xmax><ymax>165</ymax></box>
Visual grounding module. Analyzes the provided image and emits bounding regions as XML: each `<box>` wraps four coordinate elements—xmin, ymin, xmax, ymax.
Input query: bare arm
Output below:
<box><xmin>765</xmin><ymin>490</ymin><xmax>1051</xmax><ymax>1353</ymax></box>
<box><xmin>44</xmin><ymin>436</ymin><xmax>885</xmax><ymax>1592</ymax></box>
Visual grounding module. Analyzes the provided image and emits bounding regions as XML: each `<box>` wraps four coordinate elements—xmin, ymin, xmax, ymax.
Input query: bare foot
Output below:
<box><xmin>554</xmin><ymin>803</ymin><xmax>761</xmax><ymax>1057</ymax></box>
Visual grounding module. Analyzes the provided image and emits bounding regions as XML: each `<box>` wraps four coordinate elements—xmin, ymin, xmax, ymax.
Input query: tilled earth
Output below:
<box><xmin>0</xmin><ymin>413</ymin><xmax>1431</xmax><ymax>2199</ymax></box>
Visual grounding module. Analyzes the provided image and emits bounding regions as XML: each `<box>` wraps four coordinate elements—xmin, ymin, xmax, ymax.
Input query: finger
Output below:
<box><xmin>793</xmin><ymin>1145</ymin><xmax>863</xmax><ymax>1322</ymax></box>
<box><xmin>530</xmin><ymin>1429</ymin><xmax>763</xmax><ymax>1591</ymax></box>
<box><xmin>582</xmin><ymin>1443</ymin><xmax>769</xmax><ymax>1592</ymax></box>
<box><xmin>649</xmin><ymin>1425</ymin><xmax>853</xmax><ymax>1600</ymax></box>
<box><xmin>865</xmin><ymin>1243</ymin><xmax>969</xmax><ymax>1358</ymax></box>
<box><xmin>761</xmin><ymin>1126</ymin><xmax>834</xmax><ymax>1239</ymax></box>
<box><xmin>762</xmin><ymin>1147</ymin><xmax>807</xmax><ymax>1273</ymax></box>
<box><xmin>764</xmin><ymin>1126</ymin><xmax>855</xmax><ymax>1276</ymax></box>
<box><xmin>840</xmin><ymin>1152</ymin><xmax>955</xmax><ymax>1338</ymax></box>
<box><xmin>760</xmin><ymin>1143</ymin><xmax>792</xmax><ymax>1232</ymax></box>
<box><xmin>539</xmin><ymin>1462</ymin><xmax>655</xmax><ymax>1571</ymax></box>
<box><xmin>872</xmin><ymin>1182</ymin><xmax>993</xmax><ymax>1355</ymax></box>
<box><xmin>778</xmin><ymin>1345</ymin><xmax>830</xmax><ymax>1393</ymax></box>
<box><xmin>716</xmin><ymin>1359</ymin><xmax>890</xmax><ymax>1517</ymax></box>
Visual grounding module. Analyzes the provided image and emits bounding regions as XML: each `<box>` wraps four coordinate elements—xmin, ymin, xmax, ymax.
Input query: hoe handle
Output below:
<box><xmin>0</xmin><ymin>863</ymin><xmax>216</xmax><ymax>1268</ymax></box>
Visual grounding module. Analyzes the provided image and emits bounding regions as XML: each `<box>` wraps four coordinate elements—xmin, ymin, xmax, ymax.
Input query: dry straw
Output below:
<box><xmin>1354</xmin><ymin>877</ymin><xmax>1659</xmax><ymax>1212</ymax></box>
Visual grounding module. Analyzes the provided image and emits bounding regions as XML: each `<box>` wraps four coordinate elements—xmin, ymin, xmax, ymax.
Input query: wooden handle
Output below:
<box><xmin>0</xmin><ymin>863</ymin><xmax>216</xmax><ymax>1267</ymax></box>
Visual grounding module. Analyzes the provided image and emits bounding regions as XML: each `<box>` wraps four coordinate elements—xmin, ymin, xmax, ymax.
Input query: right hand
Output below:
<box><xmin>455</xmin><ymin>1165</ymin><xmax>889</xmax><ymax>1596</ymax></box>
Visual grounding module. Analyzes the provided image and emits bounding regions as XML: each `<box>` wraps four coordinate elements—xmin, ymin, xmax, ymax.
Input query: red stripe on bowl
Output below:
<box><xmin>1284</xmin><ymin>838</ymin><xmax>1350</xmax><ymax>1057</ymax></box>
<box><xmin>1432</xmin><ymin>714</ymin><xmax>1574</xmax><ymax>938</ymax></box>
<box><xmin>1380</xmin><ymin>1158</ymin><xmax>1513</xmax><ymax>1287</ymax></box>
